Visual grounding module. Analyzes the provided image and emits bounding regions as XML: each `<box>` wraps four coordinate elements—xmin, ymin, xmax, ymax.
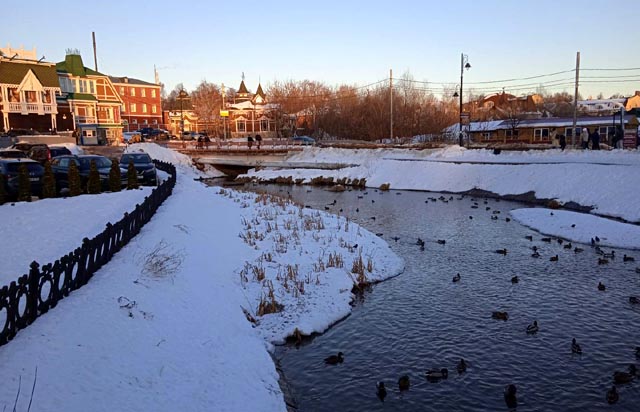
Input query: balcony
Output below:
<box><xmin>76</xmin><ymin>116</ymin><xmax>97</xmax><ymax>124</ymax></box>
<box><xmin>4</xmin><ymin>102</ymin><xmax>57</xmax><ymax>115</ymax></box>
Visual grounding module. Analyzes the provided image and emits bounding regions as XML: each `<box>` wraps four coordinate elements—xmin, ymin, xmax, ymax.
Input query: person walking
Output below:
<box><xmin>591</xmin><ymin>128</ymin><xmax>600</xmax><ymax>150</ymax></box>
<box><xmin>581</xmin><ymin>127</ymin><xmax>590</xmax><ymax>149</ymax></box>
<box><xmin>255</xmin><ymin>134</ymin><xmax>262</xmax><ymax>149</ymax></box>
<box><xmin>559</xmin><ymin>133</ymin><xmax>567</xmax><ymax>151</ymax></box>
<box><xmin>247</xmin><ymin>135</ymin><xmax>254</xmax><ymax>150</ymax></box>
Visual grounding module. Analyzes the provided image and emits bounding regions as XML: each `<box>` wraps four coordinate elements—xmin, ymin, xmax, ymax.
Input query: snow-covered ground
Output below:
<box><xmin>0</xmin><ymin>144</ymin><xmax>403</xmax><ymax>412</ymax></box>
<box><xmin>245</xmin><ymin>146</ymin><xmax>640</xmax><ymax>223</ymax></box>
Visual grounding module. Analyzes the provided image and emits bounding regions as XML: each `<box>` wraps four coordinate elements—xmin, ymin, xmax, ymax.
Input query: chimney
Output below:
<box><xmin>635</xmin><ymin>90</ymin><xmax>640</xmax><ymax>96</ymax></box>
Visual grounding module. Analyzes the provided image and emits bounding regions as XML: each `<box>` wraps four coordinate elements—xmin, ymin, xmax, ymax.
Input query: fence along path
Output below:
<box><xmin>0</xmin><ymin>160</ymin><xmax>177</xmax><ymax>347</ymax></box>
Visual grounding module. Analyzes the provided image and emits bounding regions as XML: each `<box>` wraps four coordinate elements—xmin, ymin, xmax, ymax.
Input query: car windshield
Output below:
<box><xmin>78</xmin><ymin>157</ymin><xmax>111</xmax><ymax>170</ymax></box>
<box><xmin>121</xmin><ymin>154</ymin><xmax>152</xmax><ymax>164</ymax></box>
<box><xmin>6</xmin><ymin>162</ymin><xmax>44</xmax><ymax>173</ymax></box>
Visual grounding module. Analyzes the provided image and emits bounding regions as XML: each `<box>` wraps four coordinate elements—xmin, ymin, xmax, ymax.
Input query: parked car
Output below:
<box><xmin>119</xmin><ymin>152</ymin><xmax>158</xmax><ymax>186</ymax></box>
<box><xmin>6</xmin><ymin>129</ymin><xmax>36</xmax><ymax>137</ymax></box>
<box><xmin>138</xmin><ymin>128</ymin><xmax>169</xmax><ymax>140</ymax></box>
<box><xmin>50</xmin><ymin>155</ymin><xmax>127</xmax><ymax>193</ymax></box>
<box><xmin>27</xmin><ymin>145</ymin><xmax>52</xmax><ymax>163</ymax></box>
<box><xmin>292</xmin><ymin>136</ymin><xmax>316</xmax><ymax>145</ymax></box>
<box><xmin>0</xmin><ymin>149</ymin><xmax>28</xmax><ymax>159</ymax></box>
<box><xmin>49</xmin><ymin>146</ymin><xmax>73</xmax><ymax>158</ymax></box>
<box><xmin>182</xmin><ymin>131</ymin><xmax>202</xmax><ymax>141</ymax></box>
<box><xmin>0</xmin><ymin>158</ymin><xmax>45</xmax><ymax>199</ymax></box>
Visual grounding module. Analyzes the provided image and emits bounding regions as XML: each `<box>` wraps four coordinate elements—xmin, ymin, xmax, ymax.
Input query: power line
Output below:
<box><xmin>582</xmin><ymin>67</ymin><xmax>640</xmax><ymax>71</ymax></box>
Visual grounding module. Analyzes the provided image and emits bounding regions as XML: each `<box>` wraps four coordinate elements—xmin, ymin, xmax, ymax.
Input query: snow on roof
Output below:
<box><xmin>445</xmin><ymin>115</ymin><xmax>636</xmax><ymax>132</ymax></box>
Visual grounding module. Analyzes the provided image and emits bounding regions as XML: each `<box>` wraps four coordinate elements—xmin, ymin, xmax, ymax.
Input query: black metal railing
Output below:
<box><xmin>0</xmin><ymin>160</ymin><xmax>177</xmax><ymax>346</ymax></box>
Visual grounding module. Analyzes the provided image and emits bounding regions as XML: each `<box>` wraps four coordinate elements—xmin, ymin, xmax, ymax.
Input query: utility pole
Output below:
<box><xmin>92</xmin><ymin>31</ymin><xmax>98</xmax><ymax>72</ymax></box>
<box><xmin>571</xmin><ymin>51</ymin><xmax>581</xmax><ymax>147</ymax></box>
<box><xmin>221</xmin><ymin>83</ymin><xmax>226</xmax><ymax>139</ymax></box>
<box><xmin>390</xmin><ymin>69</ymin><xmax>393</xmax><ymax>141</ymax></box>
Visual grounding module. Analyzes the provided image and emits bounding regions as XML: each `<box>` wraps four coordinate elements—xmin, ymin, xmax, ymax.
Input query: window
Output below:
<box><xmin>151</xmin><ymin>89</ymin><xmax>156</xmax><ymax>98</ymax></box>
<box><xmin>130</xmin><ymin>88</ymin><xmax>136</xmax><ymax>97</ymax></box>
<box><xmin>565</xmin><ymin>128</ymin><xmax>574</xmax><ymax>138</ymax></box>
<box><xmin>25</xmin><ymin>91</ymin><xmax>37</xmax><ymax>103</ymax></box>
<box><xmin>141</xmin><ymin>89</ymin><xmax>146</xmax><ymax>98</ymax></box>
<box><xmin>131</xmin><ymin>103</ymin><xmax>137</xmax><ymax>113</ymax></box>
<box><xmin>152</xmin><ymin>119</ymin><xmax>158</xmax><ymax>124</ymax></box>
<box><xmin>599</xmin><ymin>126</ymin><xmax>615</xmax><ymax>141</ymax></box>
<box><xmin>260</xmin><ymin>119</ymin><xmax>269</xmax><ymax>131</ymax></box>
<box><xmin>506</xmin><ymin>129</ymin><xmax>519</xmax><ymax>139</ymax></box>
<box><xmin>120</xmin><ymin>87</ymin><xmax>125</xmax><ymax>95</ymax></box>
<box><xmin>534</xmin><ymin>128</ymin><xmax>549</xmax><ymax>141</ymax></box>
<box><xmin>152</xmin><ymin>105</ymin><xmax>157</xmax><ymax>114</ymax></box>
<box><xmin>481</xmin><ymin>132</ymin><xmax>492</xmax><ymax>141</ymax></box>
<box><xmin>237</xmin><ymin>120</ymin><xmax>246</xmax><ymax>132</ymax></box>
<box><xmin>89</xmin><ymin>81</ymin><xmax>95</xmax><ymax>94</ymax></box>
<box><xmin>143</xmin><ymin>119</ymin><xmax>148</xmax><ymax>124</ymax></box>
<box><xmin>132</xmin><ymin>118</ymin><xmax>138</xmax><ymax>124</ymax></box>
<box><xmin>79</xmin><ymin>80</ymin><xmax>88</xmax><ymax>93</ymax></box>
<box><xmin>142</xmin><ymin>104</ymin><xmax>147</xmax><ymax>113</ymax></box>
<box><xmin>8</xmin><ymin>87</ymin><xmax>20</xmax><ymax>102</ymax></box>
<box><xmin>121</xmin><ymin>104</ymin><xmax>126</xmax><ymax>112</ymax></box>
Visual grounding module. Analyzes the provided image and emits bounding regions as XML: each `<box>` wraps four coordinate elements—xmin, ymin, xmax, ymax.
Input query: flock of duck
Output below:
<box><xmin>294</xmin><ymin>188</ymin><xmax>640</xmax><ymax>407</ymax></box>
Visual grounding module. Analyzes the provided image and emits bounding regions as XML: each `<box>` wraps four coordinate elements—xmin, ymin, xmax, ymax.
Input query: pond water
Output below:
<box><xmin>248</xmin><ymin>184</ymin><xmax>640</xmax><ymax>411</ymax></box>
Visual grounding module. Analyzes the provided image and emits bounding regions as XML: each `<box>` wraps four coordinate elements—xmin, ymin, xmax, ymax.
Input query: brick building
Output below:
<box><xmin>109</xmin><ymin>75</ymin><xmax>162</xmax><ymax>131</ymax></box>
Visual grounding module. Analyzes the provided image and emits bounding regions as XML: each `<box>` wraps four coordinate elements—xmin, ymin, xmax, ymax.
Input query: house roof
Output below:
<box><xmin>56</xmin><ymin>54</ymin><xmax>103</xmax><ymax>77</ymax></box>
<box><xmin>445</xmin><ymin>115</ymin><xmax>637</xmax><ymax>133</ymax></box>
<box><xmin>255</xmin><ymin>83</ymin><xmax>265</xmax><ymax>99</ymax></box>
<box><xmin>237</xmin><ymin>80</ymin><xmax>249</xmax><ymax>94</ymax></box>
<box><xmin>64</xmin><ymin>93</ymin><xmax>97</xmax><ymax>101</ymax></box>
<box><xmin>0</xmin><ymin>60</ymin><xmax>60</xmax><ymax>88</ymax></box>
<box><xmin>109</xmin><ymin>76</ymin><xmax>158</xmax><ymax>86</ymax></box>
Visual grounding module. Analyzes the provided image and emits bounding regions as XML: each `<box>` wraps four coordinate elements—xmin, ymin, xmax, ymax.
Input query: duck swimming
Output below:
<box><xmin>550</xmin><ymin>255</ymin><xmax>559</xmax><ymax>262</ymax></box>
<box><xmin>452</xmin><ymin>273</ymin><xmax>461</xmax><ymax>283</ymax></box>
<box><xmin>613</xmin><ymin>364</ymin><xmax>637</xmax><ymax>384</ymax></box>
<box><xmin>456</xmin><ymin>358</ymin><xmax>467</xmax><ymax>374</ymax></box>
<box><xmin>623</xmin><ymin>254</ymin><xmax>635</xmax><ymax>262</ymax></box>
<box><xmin>511</xmin><ymin>276</ymin><xmax>519</xmax><ymax>284</ymax></box>
<box><xmin>598</xmin><ymin>282</ymin><xmax>606</xmax><ymax>291</ymax></box>
<box><xmin>564</xmin><ymin>242</ymin><xmax>572</xmax><ymax>249</ymax></box>
<box><xmin>571</xmin><ymin>338</ymin><xmax>583</xmax><ymax>354</ymax></box>
<box><xmin>492</xmin><ymin>311</ymin><xmax>509</xmax><ymax>321</ymax></box>
<box><xmin>376</xmin><ymin>382</ymin><xmax>386</xmax><ymax>401</ymax></box>
<box><xmin>606</xmin><ymin>386</ymin><xmax>619</xmax><ymax>404</ymax></box>
<box><xmin>398</xmin><ymin>375</ymin><xmax>410</xmax><ymax>391</ymax></box>
<box><xmin>531</xmin><ymin>251</ymin><xmax>540</xmax><ymax>258</ymax></box>
<box><xmin>437</xmin><ymin>239</ymin><xmax>446</xmax><ymax>245</ymax></box>
<box><xmin>496</xmin><ymin>248</ymin><xmax>507</xmax><ymax>255</ymax></box>
<box><xmin>504</xmin><ymin>384</ymin><xmax>517</xmax><ymax>408</ymax></box>
<box><xmin>635</xmin><ymin>346</ymin><xmax>640</xmax><ymax>358</ymax></box>
<box><xmin>324</xmin><ymin>352</ymin><xmax>344</xmax><ymax>365</ymax></box>
<box><xmin>526</xmin><ymin>320</ymin><xmax>539</xmax><ymax>334</ymax></box>
<box><xmin>630</xmin><ymin>296</ymin><xmax>639</xmax><ymax>304</ymax></box>
<box><xmin>598</xmin><ymin>258</ymin><xmax>609</xmax><ymax>265</ymax></box>
<box><xmin>574</xmin><ymin>247</ymin><xmax>584</xmax><ymax>253</ymax></box>
<box><xmin>426</xmin><ymin>368</ymin><xmax>449</xmax><ymax>382</ymax></box>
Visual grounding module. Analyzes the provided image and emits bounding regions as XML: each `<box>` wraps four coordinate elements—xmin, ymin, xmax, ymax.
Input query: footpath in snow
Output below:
<box><xmin>0</xmin><ymin>143</ymin><xmax>403</xmax><ymax>412</ymax></box>
<box><xmin>245</xmin><ymin>146</ymin><xmax>640</xmax><ymax>223</ymax></box>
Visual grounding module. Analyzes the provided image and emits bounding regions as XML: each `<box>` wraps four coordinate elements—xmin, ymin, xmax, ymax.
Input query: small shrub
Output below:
<box><xmin>87</xmin><ymin>160</ymin><xmax>102</xmax><ymax>194</ymax></box>
<box><xmin>109</xmin><ymin>158</ymin><xmax>122</xmax><ymax>192</ymax></box>
<box><xmin>0</xmin><ymin>174</ymin><xmax>7</xmax><ymax>204</ymax></box>
<box><xmin>127</xmin><ymin>160</ymin><xmax>139</xmax><ymax>190</ymax></box>
<box><xmin>41</xmin><ymin>161</ymin><xmax>56</xmax><ymax>198</ymax></box>
<box><xmin>547</xmin><ymin>199</ymin><xmax>561</xmax><ymax>209</ymax></box>
<box><xmin>68</xmin><ymin>161</ymin><xmax>82</xmax><ymax>196</ymax></box>
<box><xmin>17</xmin><ymin>163</ymin><xmax>32</xmax><ymax>202</ymax></box>
<box><xmin>379</xmin><ymin>183</ymin><xmax>391</xmax><ymax>191</ymax></box>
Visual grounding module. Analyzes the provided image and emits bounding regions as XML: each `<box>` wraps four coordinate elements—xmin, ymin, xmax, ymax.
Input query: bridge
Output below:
<box><xmin>170</xmin><ymin>143</ymin><xmax>355</xmax><ymax>176</ymax></box>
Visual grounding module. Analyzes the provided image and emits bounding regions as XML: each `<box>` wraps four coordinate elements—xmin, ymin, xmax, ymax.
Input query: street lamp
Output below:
<box><xmin>177</xmin><ymin>88</ymin><xmax>189</xmax><ymax>138</ymax></box>
<box><xmin>457</xmin><ymin>53</ymin><xmax>471</xmax><ymax>147</ymax></box>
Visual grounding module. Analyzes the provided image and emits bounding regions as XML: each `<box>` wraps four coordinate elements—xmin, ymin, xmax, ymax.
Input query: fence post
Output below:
<box><xmin>27</xmin><ymin>261</ymin><xmax>40</xmax><ymax>324</ymax></box>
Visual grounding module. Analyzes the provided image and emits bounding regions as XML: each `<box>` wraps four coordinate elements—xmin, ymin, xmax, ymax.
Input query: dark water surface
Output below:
<box><xmin>248</xmin><ymin>184</ymin><xmax>640</xmax><ymax>412</ymax></box>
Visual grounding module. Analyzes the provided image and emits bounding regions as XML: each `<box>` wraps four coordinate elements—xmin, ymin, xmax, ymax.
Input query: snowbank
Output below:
<box><xmin>244</xmin><ymin>146</ymin><xmax>640</xmax><ymax>222</ymax></box>
<box><xmin>511</xmin><ymin>208</ymin><xmax>640</xmax><ymax>250</ymax></box>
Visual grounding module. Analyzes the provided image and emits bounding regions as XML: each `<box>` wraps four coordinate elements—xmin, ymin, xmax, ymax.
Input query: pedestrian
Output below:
<box><xmin>591</xmin><ymin>128</ymin><xmax>600</xmax><ymax>150</ymax></box>
<box><xmin>559</xmin><ymin>133</ymin><xmax>566</xmax><ymax>151</ymax></box>
<box><xmin>614</xmin><ymin>126</ymin><xmax>623</xmax><ymax>149</ymax></box>
<box><xmin>581</xmin><ymin>127</ymin><xmax>590</xmax><ymax>149</ymax></box>
<box><xmin>255</xmin><ymin>134</ymin><xmax>262</xmax><ymax>149</ymax></box>
<box><xmin>204</xmin><ymin>135</ymin><xmax>211</xmax><ymax>150</ymax></box>
<box><xmin>247</xmin><ymin>135</ymin><xmax>254</xmax><ymax>150</ymax></box>
<box><xmin>197</xmin><ymin>135</ymin><xmax>204</xmax><ymax>150</ymax></box>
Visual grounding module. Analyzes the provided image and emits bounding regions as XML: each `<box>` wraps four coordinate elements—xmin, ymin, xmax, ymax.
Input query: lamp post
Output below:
<box><xmin>177</xmin><ymin>88</ymin><xmax>189</xmax><ymax>138</ymax></box>
<box><xmin>456</xmin><ymin>53</ymin><xmax>471</xmax><ymax>146</ymax></box>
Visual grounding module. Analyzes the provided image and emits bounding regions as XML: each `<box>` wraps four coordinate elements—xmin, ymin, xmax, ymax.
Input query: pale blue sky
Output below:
<box><xmin>3</xmin><ymin>0</ymin><xmax>639</xmax><ymax>98</ymax></box>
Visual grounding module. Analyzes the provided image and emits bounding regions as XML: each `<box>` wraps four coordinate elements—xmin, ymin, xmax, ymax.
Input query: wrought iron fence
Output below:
<box><xmin>0</xmin><ymin>160</ymin><xmax>177</xmax><ymax>346</ymax></box>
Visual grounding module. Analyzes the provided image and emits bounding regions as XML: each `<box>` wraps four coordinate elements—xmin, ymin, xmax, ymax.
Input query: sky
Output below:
<box><xmin>3</xmin><ymin>0</ymin><xmax>639</xmax><ymax>99</ymax></box>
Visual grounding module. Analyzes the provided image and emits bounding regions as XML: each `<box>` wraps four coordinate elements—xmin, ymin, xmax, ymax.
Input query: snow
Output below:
<box><xmin>0</xmin><ymin>143</ymin><xmax>403</xmax><ymax>411</ymax></box>
<box><xmin>245</xmin><ymin>146</ymin><xmax>640</xmax><ymax>222</ymax></box>
<box><xmin>510</xmin><ymin>208</ymin><xmax>640</xmax><ymax>250</ymax></box>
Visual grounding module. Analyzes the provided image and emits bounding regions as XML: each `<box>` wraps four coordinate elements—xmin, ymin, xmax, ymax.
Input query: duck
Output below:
<box><xmin>623</xmin><ymin>254</ymin><xmax>635</xmax><ymax>262</ymax></box>
<box><xmin>425</xmin><ymin>368</ymin><xmax>449</xmax><ymax>382</ymax></box>
<box><xmin>511</xmin><ymin>276</ymin><xmax>519</xmax><ymax>284</ymax></box>
<box><xmin>486</xmin><ymin>206</ymin><xmax>491</xmax><ymax>211</ymax></box>
<box><xmin>492</xmin><ymin>311</ymin><xmax>509</xmax><ymax>321</ymax></box>
<box><xmin>452</xmin><ymin>273</ymin><xmax>461</xmax><ymax>283</ymax></box>
<box><xmin>598</xmin><ymin>258</ymin><xmax>609</xmax><ymax>265</ymax></box>
<box><xmin>571</xmin><ymin>224</ymin><xmax>576</xmax><ymax>228</ymax></box>
<box><xmin>532</xmin><ymin>251</ymin><xmax>541</xmax><ymax>258</ymax></box>
<box><xmin>526</xmin><ymin>320</ymin><xmax>539</xmax><ymax>334</ymax></box>
<box><xmin>324</xmin><ymin>352</ymin><xmax>344</xmax><ymax>365</ymax></box>
<box><xmin>456</xmin><ymin>358</ymin><xmax>467</xmax><ymax>374</ymax></box>
<box><xmin>532</xmin><ymin>245</ymin><xmax>538</xmax><ymax>251</ymax></box>
<box><xmin>398</xmin><ymin>375</ymin><xmax>410</xmax><ymax>391</ymax></box>
<box><xmin>370</xmin><ymin>216</ymin><xmax>376</xmax><ymax>220</ymax></box>
<box><xmin>571</xmin><ymin>338</ymin><xmax>583</xmax><ymax>354</ymax></box>
<box><xmin>550</xmin><ymin>255</ymin><xmax>559</xmax><ymax>262</ymax></box>
<box><xmin>541</xmin><ymin>237</ymin><xmax>552</xmax><ymax>242</ymax></box>
<box><xmin>504</xmin><ymin>384</ymin><xmax>518</xmax><ymax>409</ymax></box>
<box><xmin>376</xmin><ymin>233</ymin><xmax>383</xmax><ymax>237</ymax></box>
<box><xmin>416</xmin><ymin>238</ymin><xmax>425</xmax><ymax>247</ymax></box>
<box><xmin>491</xmin><ymin>215</ymin><xmax>499</xmax><ymax>221</ymax></box>
<box><xmin>595</xmin><ymin>246</ymin><xmax>604</xmax><ymax>255</ymax></box>
<box><xmin>564</xmin><ymin>242</ymin><xmax>572</xmax><ymax>249</ymax></box>
<box><xmin>613</xmin><ymin>364</ymin><xmax>637</xmax><ymax>384</ymax></box>
<box><xmin>391</xmin><ymin>236</ymin><xmax>400</xmax><ymax>242</ymax></box>
<box><xmin>598</xmin><ymin>282</ymin><xmax>606</xmax><ymax>291</ymax></box>
<box><xmin>557</xmin><ymin>238</ymin><xmax>564</xmax><ymax>245</ymax></box>
<box><xmin>591</xmin><ymin>238</ymin><xmax>596</xmax><ymax>246</ymax></box>
<box><xmin>525</xmin><ymin>235</ymin><xmax>533</xmax><ymax>241</ymax></box>
<box><xmin>603</xmin><ymin>250</ymin><xmax>615</xmax><ymax>259</ymax></box>
<box><xmin>469</xmin><ymin>216</ymin><xmax>473</xmax><ymax>219</ymax></box>
<box><xmin>496</xmin><ymin>248</ymin><xmax>507</xmax><ymax>255</ymax></box>
<box><xmin>505</xmin><ymin>217</ymin><xmax>511</xmax><ymax>222</ymax></box>
<box><xmin>636</xmin><ymin>267</ymin><xmax>640</xmax><ymax>274</ymax></box>
<box><xmin>376</xmin><ymin>382</ymin><xmax>387</xmax><ymax>401</ymax></box>
<box><xmin>595</xmin><ymin>236</ymin><xmax>601</xmax><ymax>242</ymax></box>
<box><xmin>574</xmin><ymin>247</ymin><xmax>584</xmax><ymax>253</ymax></box>
<box><xmin>635</xmin><ymin>346</ymin><xmax>640</xmax><ymax>358</ymax></box>
<box><xmin>629</xmin><ymin>296</ymin><xmax>640</xmax><ymax>304</ymax></box>
<box><xmin>606</xmin><ymin>386</ymin><xmax>619</xmax><ymax>404</ymax></box>
<box><xmin>437</xmin><ymin>239</ymin><xmax>446</xmax><ymax>245</ymax></box>
<box><xmin>355</xmin><ymin>208</ymin><xmax>359</xmax><ymax>213</ymax></box>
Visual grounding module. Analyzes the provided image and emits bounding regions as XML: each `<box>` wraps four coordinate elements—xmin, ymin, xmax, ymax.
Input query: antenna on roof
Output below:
<box><xmin>10</xmin><ymin>53</ymin><xmax>18</xmax><ymax>61</ymax></box>
<box><xmin>38</xmin><ymin>55</ymin><xmax>45</xmax><ymax>63</ymax></box>
<box><xmin>242</xmin><ymin>72</ymin><xmax>245</xmax><ymax>81</ymax></box>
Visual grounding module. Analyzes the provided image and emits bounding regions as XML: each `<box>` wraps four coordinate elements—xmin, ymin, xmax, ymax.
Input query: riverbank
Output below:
<box><xmin>243</xmin><ymin>146</ymin><xmax>640</xmax><ymax>223</ymax></box>
<box><xmin>0</xmin><ymin>144</ymin><xmax>403</xmax><ymax>411</ymax></box>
